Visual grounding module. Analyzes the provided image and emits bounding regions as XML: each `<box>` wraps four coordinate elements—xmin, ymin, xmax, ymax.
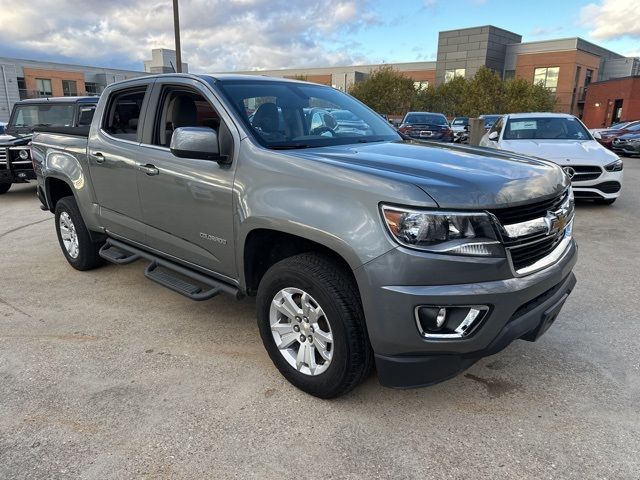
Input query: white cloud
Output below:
<box><xmin>0</xmin><ymin>0</ymin><xmax>378</xmax><ymax>72</ymax></box>
<box><xmin>580</xmin><ymin>0</ymin><xmax>640</xmax><ymax>40</ymax></box>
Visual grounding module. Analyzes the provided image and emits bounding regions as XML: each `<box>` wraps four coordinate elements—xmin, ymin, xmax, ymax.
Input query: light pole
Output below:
<box><xmin>173</xmin><ymin>0</ymin><xmax>182</xmax><ymax>73</ymax></box>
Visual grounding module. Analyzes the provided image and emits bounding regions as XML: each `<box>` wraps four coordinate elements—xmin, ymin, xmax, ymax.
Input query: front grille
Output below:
<box><xmin>0</xmin><ymin>148</ymin><xmax>6</xmax><ymax>170</ymax></box>
<box><xmin>570</xmin><ymin>165</ymin><xmax>602</xmax><ymax>182</ymax></box>
<box><xmin>508</xmin><ymin>232</ymin><xmax>565</xmax><ymax>272</ymax></box>
<box><xmin>488</xmin><ymin>190</ymin><xmax>568</xmax><ymax>225</ymax></box>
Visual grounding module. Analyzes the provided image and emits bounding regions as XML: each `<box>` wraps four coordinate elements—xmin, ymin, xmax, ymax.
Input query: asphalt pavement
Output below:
<box><xmin>1</xmin><ymin>158</ymin><xmax>639</xmax><ymax>479</ymax></box>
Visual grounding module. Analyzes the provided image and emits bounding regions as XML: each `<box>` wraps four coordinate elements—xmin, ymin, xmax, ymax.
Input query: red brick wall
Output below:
<box><xmin>515</xmin><ymin>50</ymin><xmax>601</xmax><ymax>114</ymax></box>
<box><xmin>23</xmin><ymin>68</ymin><xmax>86</xmax><ymax>97</ymax></box>
<box><xmin>581</xmin><ymin>76</ymin><xmax>640</xmax><ymax>128</ymax></box>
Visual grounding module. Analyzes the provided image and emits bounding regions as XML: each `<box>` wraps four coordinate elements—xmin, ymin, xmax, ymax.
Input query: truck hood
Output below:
<box><xmin>285</xmin><ymin>141</ymin><xmax>567</xmax><ymax>209</ymax></box>
<box><xmin>500</xmin><ymin>139</ymin><xmax>618</xmax><ymax>166</ymax></box>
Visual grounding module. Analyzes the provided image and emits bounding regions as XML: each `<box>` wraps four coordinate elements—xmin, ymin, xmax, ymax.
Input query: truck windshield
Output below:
<box><xmin>216</xmin><ymin>80</ymin><xmax>401</xmax><ymax>149</ymax></box>
<box><xmin>503</xmin><ymin>117</ymin><xmax>592</xmax><ymax>140</ymax></box>
<box><xmin>9</xmin><ymin>104</ymin><xmax>75</xmax><ymax>129</ymax></box>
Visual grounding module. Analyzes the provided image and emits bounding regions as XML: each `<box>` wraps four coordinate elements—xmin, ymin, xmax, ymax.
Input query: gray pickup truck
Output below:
<box><xmin>31</xmin><ymin>74</ymin><xmax>577</xmax><ymax>398</ymax></box>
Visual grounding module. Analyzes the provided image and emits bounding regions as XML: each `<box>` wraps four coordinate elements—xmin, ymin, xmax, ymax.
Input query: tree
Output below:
<box><xmin>462</xmin><ymin>67</ymin><xmax>504</xmax><ymax>116</ymax></box>
<box><xmin>502</xmin><ymin>78</ymin><xmax>556</xmax><ymax>113</ymax></box>
<box><xmin>348</xmin><ymin>65</ymin><xmax>417</xmax><ymax>116</ymax></box>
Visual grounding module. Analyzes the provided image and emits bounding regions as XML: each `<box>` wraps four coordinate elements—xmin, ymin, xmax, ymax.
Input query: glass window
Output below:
<box><xmin>62</xmin><ymin>80</ymin><xmax>77</xmax><ymax>96</ymax></box>
<box><xmin>404</xmin><ymin>113</ymin><xmax>448</xmax><ymax>125</ymax></box>
<box><xmin>153</xmin><ymin>87</ymin><xmax>222</xmax><ymax>147</ymax></box>
<box><xmin>103</xmin><ymin>89</ymin><xmax>146</xmax><ymax>141</ymax></box>
<box><xmin>489</xmin><ymin>117</ymin><xmax>503</xmax><ymax>135</ymax></box>
<box><xmin>77</xmin><ymin>105</ymin><xmax>96</xmax><ymax>126</ymax></box>
<box><xmin>533</xmin><ymin>67</ymin><xmax>560</xmax><ymax>92</ymax></box>
<box><xmin>35</xmin><ymin>78</ymin><xmax>52</xmax><ymax>97</ymax></box>
<box><xmin>216</xmin><ymin>80</ymin><xmax>399</xmax><ymax>149</ymax></box>
<box><xmin>10</xmin><ymin>104</ymin><xmax>75</xmax><ymax>128</ymax></box>
<box><xmin>503</xmin><ymin>117</ymin><xmax>590</xmax><ymax>140</ymax></box>
<box><xmin>585</xmin><ymin>69</ymin><xmax>594</xmax><ymax>86</ymax></box>
<box><xmin>85</xmin><ymin>82</ymin><xmax>102</xmax><ymax>95</ymax></box>
<box><xmin>452</xmin><ymin>117</ymin><xmax>469</xmax><ymax>126</ymax></box>
<box><xmin>444</xmin><ymin>69</ymin><xmax>465</xmax><ymax>83</ymax></box>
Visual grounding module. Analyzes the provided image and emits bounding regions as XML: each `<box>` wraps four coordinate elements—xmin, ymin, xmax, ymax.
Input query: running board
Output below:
<box><xmin>99</xmin><ymin>243</ymin><xmax>141</xmax><ymax>264</ymax></box>
<box><xmin>100</xmin><ymin>238</ymin><xmax>241</xmax><ymax>300</ymax></box>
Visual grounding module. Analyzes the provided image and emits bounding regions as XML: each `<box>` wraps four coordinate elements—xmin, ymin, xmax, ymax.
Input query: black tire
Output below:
<box><xmin>54</xmin><ymin>196</ymin><xmax>104</xmax><ymax>271</ymax></box>
<box><xmin>595</xmin><ymin>198</ymin><xmax>616</xmax><ymax>205</ymax></box>
<box><xmin>256</xmin><ymin>253</ymin><xmax>373</xmax><ymax>398</ymax></box>
<box><xmin>0</xmin><ymin>182</ymin><xmax>11</xmax><ymax>195</ymax></box>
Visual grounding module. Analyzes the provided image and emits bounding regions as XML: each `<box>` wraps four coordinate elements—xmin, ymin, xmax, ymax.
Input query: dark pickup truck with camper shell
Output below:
<box><xmin>31</xmin><ymin>73</ymin><xmax>577</xmax><ymax>398</ymax></box>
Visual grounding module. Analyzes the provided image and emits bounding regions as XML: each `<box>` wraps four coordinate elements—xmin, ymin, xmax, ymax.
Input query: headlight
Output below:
<box><xmin>18</xmin><ymin>149</ymin><xmax>30</xmax><ymax>160</ymax></box>
<box><xmin>604</xmin><ymin>159</ymin><xmax>623</xmax><ymax>172</ymax></box>
<box><xmin>381</xmin><ymin>205</ymin><xmax>503</xmax><ymax>256</ymax></box>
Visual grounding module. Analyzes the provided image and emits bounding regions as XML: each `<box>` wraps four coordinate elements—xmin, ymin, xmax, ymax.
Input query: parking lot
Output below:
<box><xmin>0</xmin><ymin>158</ymin><xmax>638</xmax><ymax>479</ymax></box>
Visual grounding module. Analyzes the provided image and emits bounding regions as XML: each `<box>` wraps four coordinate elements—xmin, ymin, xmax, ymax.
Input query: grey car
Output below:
<box><xmin>31</xmin><ymin>74</ymin><xmax>577</xmax><ymax>398</ymax></box>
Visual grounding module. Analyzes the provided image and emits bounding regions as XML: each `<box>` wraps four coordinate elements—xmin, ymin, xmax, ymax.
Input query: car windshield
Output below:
<box><xmin>452</xmin><ymin>118</ymin><xmax>468</xmax><ymax>125</ymax></box>
<box><xmin>216</xmin><ymin>80</ymin><xmax>400</xmax><ymax>149</ymax></box>
<box><xmin>481</xmin><ymin>115</ymin><xmax>502</xmax><ymax>125</ymax></box>
<box><xmin>404</xmin><ymin>113</ymin><xmax>447</xmax><ymax>125</ymax></box>
<box><xmin>9</xmin><ymin>104</ymin><xmax>76</xmax><ymax>129</ymax></box>
<box><xmin>330</xmin><ymin>110</ymin><xmax>360</xmax><ymax>121</ymax></box>
<box><xmin>503</xmin><ymin>117</ymin><xmax>591</xmax><ymax>140</ymax></box>
<box><xmin>626</xmin><ymin>122</ymin><xmax>640</xmax><ymax>132</ymax></box>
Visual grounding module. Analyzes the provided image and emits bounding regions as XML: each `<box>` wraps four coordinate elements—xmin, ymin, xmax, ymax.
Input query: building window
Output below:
<box><xmin>533</xmin><ymin>67</ymin><xmax>559</xmax><ymax>92</ymax></box>
<box><xmin>504</xmin><ymin>70</ymin><xmax>515</xmax><ymax>81</ymax></box>
<box><xmin>62</xmin><ymin>80</ymin><xmax>77</xmax><ymax>96</ymax></box>
<box><xmin>585</xmin><ymin>69</ymin><xmax>593</xmax><ymax>86</ymax></box>
<box><xmin>17</xmin><ymin>77</ymin><xmax>27</xmax><ymax>99</ymax></box>
<box><xmin>444</xmin><ymin>68</ymin><xmax>465</xmax><ymax>83</ymax></box>
<box><xmin>84</xmin><ymin>82</ymin><xmax>102</xmax><ymax>96</ymax></box>
<box><xmin>35</xmin><ymin>78</ymin><xmax>52</xmax><ymax>97</ymax></box>
<box><xmin>414</xmin><ymin>81</ymin><xmax>429</xmax><ymax>91</ymax></box>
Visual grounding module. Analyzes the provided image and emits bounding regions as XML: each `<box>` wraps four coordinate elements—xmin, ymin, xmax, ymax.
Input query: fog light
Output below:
<box><xmin>415</xmin><ymin>305</ymin><xmax>488</xmax><ymax>339</ymax></box>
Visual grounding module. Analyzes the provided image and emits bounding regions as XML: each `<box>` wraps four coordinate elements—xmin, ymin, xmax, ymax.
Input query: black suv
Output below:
<box><xmin>0</xmin><ymin>96</ymin><xmax>97</xmax><ymax>195</ymax></box>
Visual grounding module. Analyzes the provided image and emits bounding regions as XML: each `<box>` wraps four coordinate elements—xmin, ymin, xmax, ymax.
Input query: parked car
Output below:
<box><xmin>32</xmin><ymin>74</ymin><xmax>577</xmax><ymax>398</ymax></box>
<box><xmin>450</xmin><ymin>116</ymin><xmax>469</xmax><ymax>142</ymax></box>
<box><xmin>589</xmin><ymin>120</ymin><xmax>635</xmax><ymax>137</ymax></box>
<box><xmin>479</xmin><ymin>114</ymin><xmax>503</xmax><ymax>132</ymax></box>
<box><xmin>480</xmin><ymin>112</ymin><xmax>623</xmax><ymax>205</ymax></box>
<box><xmin>398</xmin><ymin>111</ymin><xmax>453</xmax><ymax>142</ymax></box>
<box><xmin>612</xmin><ymin>131</ymin><xmax>640</xmax><ymax>156</ymax></box>
<box><xmin>592</xmin><ymin>120</ymin><xmax>640</xmax><ymax>150</ymax></box>
<box><xmin>0</xmin><ymin>97</ymin><xmax>97</xmax><ymax>195</ymax></box>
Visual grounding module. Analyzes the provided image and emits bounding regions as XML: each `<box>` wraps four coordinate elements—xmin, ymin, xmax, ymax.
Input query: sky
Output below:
<box><xmin>0</xmin><ymin>0</ymin><xmax>638</xmax><ymax>73</ymax></box>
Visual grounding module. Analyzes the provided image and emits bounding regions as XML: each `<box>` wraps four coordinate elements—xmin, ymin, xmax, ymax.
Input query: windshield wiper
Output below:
<box><xmin>267</xmin><ymin>143</ymin><xmax>313</xmax><ymax>150</ymax></box>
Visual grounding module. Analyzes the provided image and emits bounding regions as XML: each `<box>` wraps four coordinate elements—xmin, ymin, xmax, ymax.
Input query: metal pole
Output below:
<box><xmin>173</xmin><ymin>0</ymin><xmax>182</xmax><ymax>73</ymax></box>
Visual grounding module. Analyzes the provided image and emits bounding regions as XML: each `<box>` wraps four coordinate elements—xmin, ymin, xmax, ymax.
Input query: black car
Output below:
<box><xmin>0</xmin><ymin>96</ymin><xmax>97</xmax><ymax>195</ymax></box>
<box><xmin>398</xmin><ymin>111</ymin><xmax>453</xmax><ymax>142</ymax></box>
<box><xmin>612</xmin><ymin>132</ymin><xmax>640</xmax><ymax>156</ymax></box>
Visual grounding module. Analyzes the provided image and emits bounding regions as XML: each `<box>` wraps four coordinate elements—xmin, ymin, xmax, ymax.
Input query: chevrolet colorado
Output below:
<box><xmin>31</xmin><ymin>74</ymin><xmax>577</xmax><ymax>398</ymax></box>
<box><xmin>1</xmin><ymin>97</ymin><xmax>97</xmax><ymax>195</ymax></box>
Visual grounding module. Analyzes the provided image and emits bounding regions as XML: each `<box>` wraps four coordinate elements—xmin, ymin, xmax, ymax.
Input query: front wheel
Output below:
<box><xmin>54</xmin><ymin>196</ymin><xmax>104</xmax><ymax>271</ymax></box>
<box><xmin>256</xmin><ymin>253</ymin><xmax>372</xmax><ymax>398</ymax></box>
<box><xmin>0</xmin><ymin>182</ymin><xmax>11</xmax><ymax>195</ymax></box>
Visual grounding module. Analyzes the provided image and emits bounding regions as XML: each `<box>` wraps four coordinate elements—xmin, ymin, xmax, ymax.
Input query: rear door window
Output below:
<box><xmin>103</xmin><ymin>89</ymin><xmax>146</xmax><ymax>141</ymax></box>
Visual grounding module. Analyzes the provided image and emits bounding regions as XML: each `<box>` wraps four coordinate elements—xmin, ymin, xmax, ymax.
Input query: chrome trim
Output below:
<box><xmin>8</xmin><ymin>146</ymin><xmax>30</xmax><ymax>151</ymax></box>
<box><xmin>414</xmin><ymin>305</ymin><xmax>489</xmax><ymax>340</ymax></box>
<box><xmin>511</xmin><ymin>228</ymin><xmax>573</xmax><ymax>276</ymax></box>
<box><xmin>503</xmin><ymin>217</ymin><xmax>548</xmax><ymax>239</ymax></box>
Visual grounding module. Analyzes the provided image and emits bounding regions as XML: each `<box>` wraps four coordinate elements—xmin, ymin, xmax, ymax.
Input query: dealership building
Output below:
<box><xmin>1</xmin><ymin>26</ymin><xmax>639</xmax><ymax>125</ymax></box>
<box><xmin>236</xmin><ymin>25</ymin><xmax>640</xmax><ymax>125</ymax></box>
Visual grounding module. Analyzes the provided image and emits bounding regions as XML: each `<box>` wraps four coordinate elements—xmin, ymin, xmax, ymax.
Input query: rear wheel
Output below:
<box><xmin>0</xmin><ymin>182</ymin><xmax>11</xmax><ymax>195</ymax></box>
<box><xmin>256</xmin><ymin>253</ymin><xmax>372</xmax><ymax>398</ymax></box>
<box><xmin>54</xmin><ymin>196</ymin><xmax>104</xmax><ymax>271</ymax></box>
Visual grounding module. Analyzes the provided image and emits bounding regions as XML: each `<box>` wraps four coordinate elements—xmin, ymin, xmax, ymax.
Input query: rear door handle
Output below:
<box><xmin>90</xmin><ymin>151</ymin><xmax>105</xmax><ymax>163</ymax></box>
<box><xmin>139</xmin><ymin>164</ymin><xmax>159</xmax><ymax>176</ymax></box>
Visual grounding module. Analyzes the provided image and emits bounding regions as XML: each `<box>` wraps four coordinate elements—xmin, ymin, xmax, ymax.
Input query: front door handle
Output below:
<box><xmin>139</xmin><ymin>164</ymin><xmax>159</xmax><ymax>176</ymax></box>
<box><xmin>90</xmin><ymin>151</ymin><xmax>105</xmax><ymax>164</ymax></box>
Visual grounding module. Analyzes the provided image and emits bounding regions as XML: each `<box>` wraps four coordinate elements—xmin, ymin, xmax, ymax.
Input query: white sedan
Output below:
<box><xmin>480</xmin><ymin>113</ymin><xmax>623</xmax><ymax>205</ymax></box>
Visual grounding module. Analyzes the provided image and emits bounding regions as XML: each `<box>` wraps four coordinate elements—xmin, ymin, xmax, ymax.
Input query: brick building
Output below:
<box><xmin>234</xmin><ymin>25</ymin><xmax>640</xmax><ymax>119</ymax></box>
<box><xmin>581</xmin><ymin>76</ymin><xmax>640</xmax><ymax>128</ymax></box>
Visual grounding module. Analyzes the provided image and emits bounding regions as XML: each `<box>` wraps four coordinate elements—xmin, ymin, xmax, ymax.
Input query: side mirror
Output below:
<box><xmin>488</xmin><ymin>131</ymin><xmax>499</xmax><ymax>141</ymax></box>
<box><xmin>170</xmin><ymin>127</ymin><xmax>228</xmax><ymax>163</ymax></box>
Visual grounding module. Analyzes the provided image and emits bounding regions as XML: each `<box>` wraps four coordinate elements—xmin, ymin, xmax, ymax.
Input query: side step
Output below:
<box><xmin>144</xmin><ymin>261</ymin><xmax>222</xmax><ymax>301</ymax></box>
<box><xmin>99</xmin><ymin>243</ymin><xmax>141</xmax><ymax>264</ymax></box>
<box><xmin>100</xmin><ymin>238</ymin><xmax>241</xmax><ymax>301</ymax></box>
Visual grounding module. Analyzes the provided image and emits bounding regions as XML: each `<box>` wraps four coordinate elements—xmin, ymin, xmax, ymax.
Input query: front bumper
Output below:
<box><xmin>571</xmin><ymin>170</ymin><xmax>622</xmax><ymax>200</ymax></box>
<box><xmin>355</xmin><ymin>237</ymin><xmax>577</xmax><ymax>388</ymax></box>
<box><xmin>612</xmin><ymin>141</ymin><xmax>640</xmax><ymax>155</ymax></box>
